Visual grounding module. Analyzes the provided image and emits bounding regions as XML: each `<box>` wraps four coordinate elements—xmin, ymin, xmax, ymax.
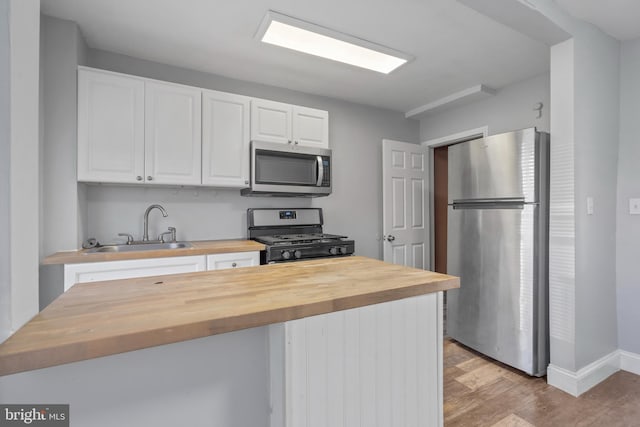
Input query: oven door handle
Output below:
<box><xmin>316</xmin><ymin>156</ymin><xmax>324</xmax><ymax>187</ymax></box>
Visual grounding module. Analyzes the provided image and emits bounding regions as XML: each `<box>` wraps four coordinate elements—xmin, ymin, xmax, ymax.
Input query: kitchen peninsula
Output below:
<box><xmin>0</xmin><ymin>257</ymin><xmax>458</xmax><ymax>427</ymax></box>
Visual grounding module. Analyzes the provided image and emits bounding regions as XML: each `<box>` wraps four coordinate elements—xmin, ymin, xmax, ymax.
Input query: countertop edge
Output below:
<box><xmin>0</xmin><ymin>273</ymin><xmax>458</xmax><ymax>377</ymax></box>
<box><xmin>42</xmin><ymin>239</ymin><xmax>266</xmax><ymax>265</ymax></box>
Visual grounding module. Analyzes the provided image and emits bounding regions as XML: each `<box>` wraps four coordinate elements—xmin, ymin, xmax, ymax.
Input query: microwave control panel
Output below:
<box><xmin>321</xmin><ymin>157</ymin><xmax>331</xmax><ymax>187</ymax></box>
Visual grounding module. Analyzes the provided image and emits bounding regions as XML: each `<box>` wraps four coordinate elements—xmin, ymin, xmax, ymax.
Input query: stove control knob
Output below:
<box><xmin>281</xmin><ymin>250</ymin><xmax>292</xmax><ymax>260</ymax></box>
<box><xmin>339</xmin><ymin>246</ymin><xmax>348</xmax><ymax>255</ymax></box>
<box><xmin>294</xmin><ymin>250</ymin><xmax>302</xmax><ymax>259</ymax></box>
<box><xmin>329</xmin><ymin>247</ymin><xmax>338</xmax><ymax>255</ymax></box>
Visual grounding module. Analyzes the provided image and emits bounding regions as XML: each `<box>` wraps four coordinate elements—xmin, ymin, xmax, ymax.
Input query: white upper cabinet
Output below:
<box><xmin>78</xmin><ymin>67</ymin><xmax>330</xmax><ymax>187</ymax></box>
<box><xmin>77</xmin><ymin>68</ymin><xmax>145</xmax><ymax>183</ymax></box>
<box><xmin>250</xmin><ymin>99</ymin><xmax>292</xmax><ymax>144</ymax></box>
<box><xmin>145</xmin><ymin>81</ymin><xmax>202</xmax><ymax>185</ymax></box>
<box><xmin>292</xmin><ymin>106</ymin><xmax>329</xmax><ymax>149</ymax></box>
<box><xmin>202</xmin><ymin>90</ymin><xmax>251</xmax><ymax>188</ymax></box>
<box><xmin>251</xmin><ymin>99</ymin><xmax>329</xmax><ymax>148</ymax></box>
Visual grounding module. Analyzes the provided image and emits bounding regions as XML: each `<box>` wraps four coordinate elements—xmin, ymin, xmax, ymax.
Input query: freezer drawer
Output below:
<box><xmin>446</xmin><ymin>204</ymin><xmax>546</xmax><ymax>376</ymax></box>
<box><xmin>448</xmin><ymin>128</ymin><xmax>541</xmax><ymax>203</ymax></box>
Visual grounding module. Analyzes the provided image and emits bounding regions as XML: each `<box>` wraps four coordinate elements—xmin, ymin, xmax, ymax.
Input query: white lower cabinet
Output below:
<box><xmin>206</xmin><ymin>251</ymin><xmax>260</xmax><ymax>270</ymax></box>
<box><xmin>63</xmin><ymin>255</ymin><xmax>207</xmax><ymax>291</ymax></box>
<box><xmin>269</xmin><ymin>292</ymin><xmax>443</xmax><ymax>427</ymax></box>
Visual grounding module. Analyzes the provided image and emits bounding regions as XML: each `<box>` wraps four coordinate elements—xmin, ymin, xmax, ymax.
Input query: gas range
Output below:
<box><xmin>247</xmin><ymin>208</ymin><xmax>355</xmax><ymax>263</ymax></box>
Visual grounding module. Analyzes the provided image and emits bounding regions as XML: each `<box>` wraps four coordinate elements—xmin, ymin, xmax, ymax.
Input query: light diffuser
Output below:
<box><xmin>256</xmin><ymin>11</ymin><xmax>412</xmax><ymax>74</ymax></box>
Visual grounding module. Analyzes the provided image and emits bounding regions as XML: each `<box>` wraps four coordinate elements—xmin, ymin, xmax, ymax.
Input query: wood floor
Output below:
<box><xmin>444</xmin><ymin>339</ymin><xmax>640</xmax><ymax>427</ymax></box>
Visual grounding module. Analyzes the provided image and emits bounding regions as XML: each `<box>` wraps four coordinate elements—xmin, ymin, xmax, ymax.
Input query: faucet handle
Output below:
<box><xmin>118</xmin><ymin>233</ymin><xmax>134</xmax><ymax>245</ymax></box>
<box><xmin>159</xmin><ymin>227</ymin><xmax>177</xmax><ymax>243</ymax></box>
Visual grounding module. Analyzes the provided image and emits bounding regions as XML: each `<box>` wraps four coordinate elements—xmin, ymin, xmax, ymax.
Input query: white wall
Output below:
<box><xmin>521</xmin><ymin>0</ymin><xmax>620</xmax><ymax>390</ymax></box>
<box><xmin>419</xmin><ymin>72</ymin><xmax>550</xmax><ymax>142</ymax></box>
<box><xmin>84</xmin><ymin>49</ymin><xmax>419</xmax><ymax>259</ymax></box>
<box><xmin>0</xmin><ymin>0</ymin><xmax>11</xmax><ymax>341</ymax></box>
<box><xmin>41</xmin><ymin>15</ymin><xmax>87</xmax><ymax>255</ymax></box>
<box><xmin>616</xmin><ymin>37</ymin><xmax>640</xmax><ymax>355</ymax></box>
<box><xmin>39</xmin><ymin>16</ymin><xmax>88</xmax><ymax>308</ymax></box>
<box><xmin>2</xmin><ymin>0</ymin><xmax>40</xmax><ymax>338</ymax></box>
<box><xmin>571</xmin><ymin>27</ymin><xmax>619</xmax><ymax>370</ymax></box>
<box><xmin>0</xmin><ymin>327</ymin><xmax>270</xmax><ymax>427</ymax></box>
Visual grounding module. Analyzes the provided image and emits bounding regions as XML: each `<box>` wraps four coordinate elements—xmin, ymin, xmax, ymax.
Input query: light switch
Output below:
<box><xmin>586</xmin><ymin>197</ymin><xmax>594</xmax><ymax>215</ymax></box>
<box><xmin>630</xmin><ymin>198</ymin><xmax>640</xmax><ymax>215</ymax></box>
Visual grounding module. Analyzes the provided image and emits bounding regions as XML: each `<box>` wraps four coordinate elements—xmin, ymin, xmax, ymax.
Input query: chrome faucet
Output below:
<box><xmin>143</xmin><ymin>204</ymin><xmax>168</xmax><ymax>242</ymax></box>
<box><xmin>158</xmin><ymin>227</ymin><xmax>176</xmax><ymax>243</ymax></box>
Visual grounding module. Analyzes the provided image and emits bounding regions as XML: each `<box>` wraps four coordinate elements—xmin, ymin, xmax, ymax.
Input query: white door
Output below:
<box><xmin>202</xmin><ymin>90</ymin><xmax>251</xmax><ymax>188</ymax></box>
<box><xmin>251</xmin><ymin>99</ymin><xmax>292</xmax><ymax>144</ymax></box>
<box><xmin>145</xmin><ymin>81</ymin><xmax>202</xmax><ymax>185</ymax></box>
<box><xmin>382</xmin><ymin>139</ymin><xmax>429</xmax><ymax>268</ymax></box>
<box><xmin>292</xmin><ymin>106</ymin><xmax>329</xmax><ymax>148</ymax></box>
<box><xmin>77</xmin><ymin>68</ymin><xmax>145</xmax><ymax>183</ymax></box>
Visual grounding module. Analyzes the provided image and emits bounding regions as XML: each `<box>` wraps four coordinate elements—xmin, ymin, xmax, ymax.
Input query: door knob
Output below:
<box><xmin>386</xmin><ymin>235</ymin><xmax>396</xmax><ymax>242</ymax></box>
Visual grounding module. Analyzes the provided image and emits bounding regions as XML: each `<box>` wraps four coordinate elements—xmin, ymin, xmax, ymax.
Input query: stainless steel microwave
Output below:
<box><xmin>241</xmin><ymin>141</ymin><xmax>332</xmax><ymax>197</ymax></box>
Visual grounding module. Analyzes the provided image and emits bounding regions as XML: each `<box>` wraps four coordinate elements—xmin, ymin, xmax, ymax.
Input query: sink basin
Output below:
<box><xmin>85</xmin><ymin>242</ymin><xmax>193</xmax><ymax>253</ymax></box>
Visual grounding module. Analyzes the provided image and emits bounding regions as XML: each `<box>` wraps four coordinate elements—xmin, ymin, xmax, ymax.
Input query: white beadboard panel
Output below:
<box><xmin>375</xmin><ymin>302</ymin><xmax>392</xmax><ymax>426</ymax></box>
<box><xmin>270</xmin><ymin>292</ymin><xmax>442</xmax><ymax>427</ymax></box>
<box><xmin>326</xmin><ymin>313</ymin><xmax>345</xmax><ymax>426</ymax></box>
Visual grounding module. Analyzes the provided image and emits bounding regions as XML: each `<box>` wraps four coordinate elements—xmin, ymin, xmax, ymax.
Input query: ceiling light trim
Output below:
<box><xmin>255</xmin><ymin>10</ymin><xmax>414</xmax><ymax>74</ymax></box>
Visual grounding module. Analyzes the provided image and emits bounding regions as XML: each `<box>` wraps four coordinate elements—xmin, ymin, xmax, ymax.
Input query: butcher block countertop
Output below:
<box><xmin>42</xmin><ymin>239</ymin><xmax>265</xmax><ymax>265</ymax></box>
<box><xmin>0</xmin><ymin>256</ymin><xmax>459</xmax><ymax>376</ymax></box>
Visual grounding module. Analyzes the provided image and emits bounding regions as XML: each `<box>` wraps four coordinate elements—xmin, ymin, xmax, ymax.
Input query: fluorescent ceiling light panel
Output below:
<box><xmin>257</xmin><ymin>11</ymin><xmax>412</xmax><ymax>74</ymax></box>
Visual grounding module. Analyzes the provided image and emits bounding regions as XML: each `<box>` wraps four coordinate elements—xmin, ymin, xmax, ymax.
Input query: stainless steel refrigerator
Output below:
<box><xmin>446</xmin><ymin>128</ymin><xmax>549</xmax><ymax>376</ymax></box>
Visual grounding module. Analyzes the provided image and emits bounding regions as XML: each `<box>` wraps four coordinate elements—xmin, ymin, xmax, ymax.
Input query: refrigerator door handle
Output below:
<box><xmin>452</xmin><ymin>202</ymin><xmax>528</xmax><ymax>210</ymax></box>
<box><xmin>452</xmin><ymin>197</ymin><xmax>525</xmax><ymax>204</ymax></box>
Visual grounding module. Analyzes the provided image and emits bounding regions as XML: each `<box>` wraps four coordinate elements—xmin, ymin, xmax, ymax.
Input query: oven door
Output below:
<box><xmin>242</xmin><ymin>140</ymin><xmax>332</xmax><ymax>196</ymax></box>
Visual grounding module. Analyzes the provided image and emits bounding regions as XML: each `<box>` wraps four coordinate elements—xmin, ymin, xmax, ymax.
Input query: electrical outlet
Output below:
<box><xmin>630</xmin><ymin>198</ymin><xmax>640</xmax><ymax>215</ymax></box>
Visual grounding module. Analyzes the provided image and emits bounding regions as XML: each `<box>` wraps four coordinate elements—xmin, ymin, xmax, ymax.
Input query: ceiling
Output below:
<box><xmin>38</xmin><ymin>1</ymin><xmax>640</xmax><ymax>113</ymax></box>
<box><xmin>555</xmin><ymin>0</ymin><xmax>640</xmax><ymax>41</ymax></box>
<box><xmin>41</xmin><ymin>0</ymin><xmax>553</xmax><ymax>113</ymax></box>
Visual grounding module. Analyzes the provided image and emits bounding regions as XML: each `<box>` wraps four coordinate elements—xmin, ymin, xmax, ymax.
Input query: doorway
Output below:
<box><xmin>425</xmin><ymin>127</ymin><xmax>487</xmax><ymax>334</ymax></box>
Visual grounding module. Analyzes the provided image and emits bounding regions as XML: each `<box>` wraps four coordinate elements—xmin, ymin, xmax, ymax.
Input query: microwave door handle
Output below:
<box><xmin>316</xmin><ymin>156</ymin><xmax>324</xmax><ymax>187</ymax></box>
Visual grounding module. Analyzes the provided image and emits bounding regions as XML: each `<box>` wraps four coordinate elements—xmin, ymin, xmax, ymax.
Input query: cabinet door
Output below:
<box><xmin>63</xmin><ymin>256</ymin><xmax>206</xmax><ymax>291</ymax></box>
<box><xmin>251</xmin><ymin>99</ymin><xmax>292</xmax><ymax>144</ymax></box>
<box><xmin>145</xmin><ymin>81</ymin><xmax>202</xmax><ymax>185</ymax></box>
<box><xmin>292</xmin><ymin>106</ymin><xmax>329</xmax><ymax>148</ymax></box>
<box><xmin>77</xmin><ymin>68</ymin><xmax>145</xmax><ymax>183</ymax></box>
<box><xmin>206</xmin><ymin>252</ymin><xmax>260</xmax><ymax>270</ymax></box>
<box><xmin>202</xmin><ymin>90</ymin><xmax>251</xmax><ymax>187</ymax></box>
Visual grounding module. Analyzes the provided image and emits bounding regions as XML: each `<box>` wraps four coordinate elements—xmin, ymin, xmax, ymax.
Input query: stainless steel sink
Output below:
<box><xmin>85</xmin><ymin>242</ymin><xmax>193</xmax><ymax>253</ymax></box>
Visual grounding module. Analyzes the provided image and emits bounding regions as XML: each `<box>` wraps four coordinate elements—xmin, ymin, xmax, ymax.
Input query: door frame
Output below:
<box><xmin>421</xmin><ymin>126</ymin><xmax>488</xmax><ymax>271</ymax></box>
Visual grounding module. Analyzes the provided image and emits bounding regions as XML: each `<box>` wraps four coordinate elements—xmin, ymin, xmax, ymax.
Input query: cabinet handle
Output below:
<box><xmin>136</xmin><ymin>176</ymin><xmax>143</xmax><ymax>181</ymax></box>
<box><xmin>232</xmin><ymin>262</ymin><xmax>237</xmax><ymax>268</ymax></box>
<box><xmin>288</xmin><ymin>140</ymin><xmax>292</xmax><ymax>144</ymax></box>
<box><xmin>147</xmin><ymin>176</ymin><xmax>153</xmax><ymax>181</ymax></box>
<box><xmin>294</xmin><ymin>141</ymin><xmax>299</xmax><ymax>145</ymax></box>
<box><xmin>244</xmin><ymin>180</ymin><xmax>249</xmax><ymax>185</ymax></box>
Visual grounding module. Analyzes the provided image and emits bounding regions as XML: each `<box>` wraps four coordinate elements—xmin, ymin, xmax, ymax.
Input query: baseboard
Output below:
<box><xmin>547</xmin><ymin>351</ymin><xmax>620</xmax><ymax>397</ymax></box>
<box><xmin>620</xmin><ymin>350</ymin><xmax>640</xmax><ymax>376</ymax></box>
